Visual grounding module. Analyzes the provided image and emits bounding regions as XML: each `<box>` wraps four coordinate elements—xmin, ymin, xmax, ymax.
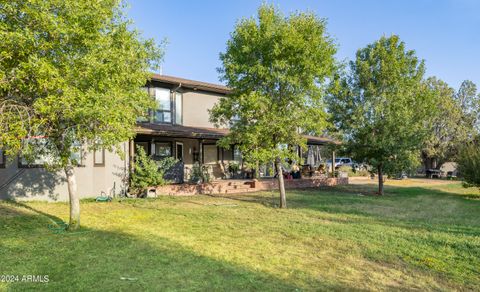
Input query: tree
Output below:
<box><xmin>421</xmin><ymin>78</ymin><xmax>479</xmax><ymax>171</ymax></box>
<box><xmin>455</xmin><ymin>80</ymin><xmax>480</xmax><ymax>134</ymax></box>
<box><xmin>457</xmin><ymin>140</ymin><xmax>480</xmax><ymax>189</ymax></box>
<box><xmin>421</xmin><ymin>77</ymin><xmax>462</xmax><ymax>170</ymax></box>
<box><xmin>0</xmin><ymin>0</ymin><xmax>163</xmax><ymax>230</ymax></box>
<box><xmin>210</xmin><ymin>5</ymin><xmax>337</xmax><ymax>208</ymax></box>
<box><xmin>327</xmin><ymin>35</ymin><xmax>433</xmax><ymax>195</ymax></box>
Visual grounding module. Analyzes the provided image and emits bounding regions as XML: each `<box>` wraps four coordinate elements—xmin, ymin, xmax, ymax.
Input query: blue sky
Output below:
<box><xmin>127</xmin><ymin>0</ymin><xmax>479</xmax><ymax>90</ymax></box>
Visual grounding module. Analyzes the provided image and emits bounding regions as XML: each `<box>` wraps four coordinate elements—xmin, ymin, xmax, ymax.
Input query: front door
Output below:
<box><xmin>176</xmin><ymin>142</ymin><xmax>184</xmax><ymax>162</ymax></box>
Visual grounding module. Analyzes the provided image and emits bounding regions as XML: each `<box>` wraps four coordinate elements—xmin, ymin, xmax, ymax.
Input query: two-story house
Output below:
<box><xmin>0</xmin><ymin>74</ymin><xmax>337</xmax><ymax>201</ymax></box>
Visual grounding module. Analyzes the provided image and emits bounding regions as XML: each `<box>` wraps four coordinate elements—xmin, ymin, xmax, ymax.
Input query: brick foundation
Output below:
<box><xmin>154</xmin><ymin>176</ymin><xmax>348</xmax><ymax>196</ymax></box>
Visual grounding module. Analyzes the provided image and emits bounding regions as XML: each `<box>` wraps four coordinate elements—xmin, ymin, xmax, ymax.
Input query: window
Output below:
<box><xmin>70</xmin><ymin>141</ymin><xmax>83</xmax><ymax>166</ymax></box>
<box><xmin>176</xmin><ymin>142</ymin><xmax>184</xmax><ymax>162</ymax></box>
<box><xmin>222</xmin><ymin>147</ymin><xmax>233</xmax><ymax>162</ymax></box>
<box><xmin>175</xmin><ymin>92</ymin><xmax>183</xmax><ymax>125</ymax></box>
<box><xmin>153</xmin><ymin>88</ymin><xmax>171</xmax><ymax>123</ymax></box>
<box><xmin>230</xmin><ymin>114</ymin><xmax>240</xmax><ymax>127</ymax></box>
<box><xmin>134</xmin><ymin>142</ymin><xmax>149</xmax><ymax>155</ymax></box>
<box><xmin>19</xmin><ymin>138</ymin><xmax>54</xmax><ymax>167</ymax></box>
<box><xmin>154</xmin><ymin>142</ymin><xmax>172</xmax><ymax>158</ymax></box>
<box><xmin>233</xmin><ymin>146</ymin><xmax>242</xmax><ymax>163</ymax></box>
<box><xmin>203</xmin><ymin>144</ymin><xmax>217</xmax><ymax>164</ymax></box>
<box><xmin>94</xmin><ymin>148</ymin><xmax>105</xmax><ymax>167</ymax></box>
<box><xmin>0</xmin><ymin>149</ymin><xmax>5</xmax><ymax>168</ymax></box>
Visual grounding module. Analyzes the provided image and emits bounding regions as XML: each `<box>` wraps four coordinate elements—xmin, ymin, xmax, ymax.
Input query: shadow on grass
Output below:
<box><xmin>0</xmin><ymin>203</ymin><xmax>355</xmax><ymax>291</ymax></box>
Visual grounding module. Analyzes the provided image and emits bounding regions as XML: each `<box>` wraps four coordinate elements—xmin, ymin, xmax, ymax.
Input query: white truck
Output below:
<box><xmin>326</xmin><ymin>157</ymin><xmax>354</xmax><ymax>169</ymax></box>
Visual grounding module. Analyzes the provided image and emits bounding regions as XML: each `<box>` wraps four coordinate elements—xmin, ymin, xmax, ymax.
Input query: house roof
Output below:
<box><xmin>136</xmin><ymin>123</ymin><xmax>339</xmax><ymax>145</ymax></box>
<box><xmin>150</xmin><ymin>74</ymin><xmax>231</xmax><ymax>95</ymax></box>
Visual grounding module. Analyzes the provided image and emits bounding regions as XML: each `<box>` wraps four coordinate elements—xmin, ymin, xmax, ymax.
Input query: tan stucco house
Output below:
<box><xmin>0</xmin><ymin>74</ymin><xmax>337</xmax><ymax>201</ymax></box>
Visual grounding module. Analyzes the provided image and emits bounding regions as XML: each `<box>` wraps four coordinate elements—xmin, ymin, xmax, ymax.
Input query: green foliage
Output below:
<box><xmin>337</xmin><ymin>165</ymin><xmax>369</xmax><ymax>177</ymax></box>
<box><xmin>421</xmin><ymin>77</ymin><xmax>462</xmax><ymax>168</ymax></box>
<box><xmin>227</xmin><ymin>161</ymin><xmax>240</xmax><ymax>175</ymax></box>
<box><xmin>455</xmin><ymin>80</ymin><xmax>480</xmax><ymax>132</ymax></box>
<box><xmin>422</xmin><ymin>78</ymin><xmax>479</xmax><ymax>169</ymax></box>
<box><xmin>210</xmin><ymin>4</ymin><xmax>337</xmax><ymax>167</ymax></box>
<box><xmin>457</xmin><ymin>141</ymin><xmax>480</xmax><ymax>188</ymax></box>
<box><xmin>0</xmin><ymin>0</ymin><xmax>163</xmax><ymax>167</ymax></box>
<box><xmin>189</xmin><ymin>162</ymin><xmax>211</xmax><ymax>183</ymax></box>
<box><xmin>327</xmin><ymin>35</ymin><xmax>433</xmax><ymax>186</ymax></box>
<box><xmin>130</xmin><ymin>146</ymin><xmax>176</xmax><ymax>194</ymax></box>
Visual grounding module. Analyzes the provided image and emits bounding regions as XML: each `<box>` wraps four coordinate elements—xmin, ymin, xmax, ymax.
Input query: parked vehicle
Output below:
<box><xmin>326</xmin><ymin>157</ymin><xmax>354</xmax><ymax>169</ymax></box>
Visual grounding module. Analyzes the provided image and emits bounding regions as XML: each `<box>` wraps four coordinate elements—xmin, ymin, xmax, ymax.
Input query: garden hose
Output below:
<box><xmin>47</xmin><ymin>221</ymin><xmax>69</xmax><ymax>234</ymax></box>
<box><xmin>46</xmin><ymin>221</ymin><xmax>93</xmax><ymax>235</ymax></box>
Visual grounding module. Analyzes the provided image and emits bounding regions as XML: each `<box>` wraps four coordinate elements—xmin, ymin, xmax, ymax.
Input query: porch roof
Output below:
<box><xmin>304</xmin><ymin>135</ymin><xmax>340</xmax><ymax>146</ymax></box>
<box><xmin>135</xmin><ymin>123</ymin><xmax>229</xmax><ymax>139</ymax></box>
<box><xmin>135</xmin><ymin>123</ymin><xmax>339</xmax><ymax>145</ymax></box>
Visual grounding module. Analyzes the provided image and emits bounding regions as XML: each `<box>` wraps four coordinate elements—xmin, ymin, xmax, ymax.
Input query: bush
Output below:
<box><xmin>189</xmin><ymin>162</ymin><xmax>212</xmax><ymax>183</ymax></box>
<box><xmin>337</xmin><ymin>165</ymin><xmax>370</xmax><ymax>177</ymax></box>
<box><xmin>457</xmin><ymin>142</ymin><xmax>480</xmax><ymax>188</ymax></box>
<box><xmin>227</xmin><ymin>161</ymin><xmax>240</xmax><ymax>175</ymax></box>
<box><xmin>130</xmin><ymin>146</ymin><xmax>177</xmax><ymax>195</ymax></box>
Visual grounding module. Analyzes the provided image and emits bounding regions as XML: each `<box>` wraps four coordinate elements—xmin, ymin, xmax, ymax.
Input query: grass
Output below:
<box><xmin>0</xmin><ymin>179</ymin><xmax>479</xmax><ymax>291</ymax></box>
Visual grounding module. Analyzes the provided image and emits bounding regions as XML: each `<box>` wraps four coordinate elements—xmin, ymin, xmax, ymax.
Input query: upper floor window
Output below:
<box><xmin>154</xmin><ymin>88</ymin><xmax>172</xmax><ymax>123</ymax></box>
<box><xmin>175</xmin><ymin>92</ymin><xmax>183</xmax><ymax>125</ymax></box>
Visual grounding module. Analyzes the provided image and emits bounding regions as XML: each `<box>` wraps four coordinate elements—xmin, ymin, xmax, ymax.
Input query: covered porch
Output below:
<box><xmin>130</xmin><ymin>124</ymin><xmax>339</xmax><ymax>184</ymax></box>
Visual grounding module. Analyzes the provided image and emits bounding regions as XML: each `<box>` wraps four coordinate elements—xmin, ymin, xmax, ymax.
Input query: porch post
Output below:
<box><xmin>298</xmin><ymin>145</ymin><xmax>303</xmax><ymax>164</ymax></box>
<box><xmin>331</xmin><ymin>150</ymin><xmax>336</xmax><ymax>178</ymax></box>
<box><xmin>150</xmin><ymin>139</ymin><xmax>155</xmax><ymax>157</ymax></box>
<box><xmin>129</xmin><ymin>139</ymin><xmax>134</xmax><ymax>172</ymax></box>
<box><xmin>199</xmin><ymin>139</ymin><xmax>203</xmax><ymax>165</ymax></box>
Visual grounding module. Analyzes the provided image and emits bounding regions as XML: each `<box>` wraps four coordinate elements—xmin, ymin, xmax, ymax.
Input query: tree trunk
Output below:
<box><xmin>275</xmin><ymin>158</ymin><xmax>287</xmax><ymax>208</ymax></box>
<box><xmin>423</xmin><ymin>158</ymin><xmax>430</xmax><ymax>173</ymax></box>
<box><xmin>65</xmin><ymin>165</ymin><xmax>80</xmax><ymax>230</ymax></box>
<box><xmin>377</xmin><ymin>165</ymin><xmax>384</xmax><ymax>196</ymax></box>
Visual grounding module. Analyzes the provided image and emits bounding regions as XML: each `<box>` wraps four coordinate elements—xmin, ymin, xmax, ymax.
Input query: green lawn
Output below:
<box><xmin>0</xmin><ymin>179</ymin><xmax>479</xmax><ymax>291</ymax></box>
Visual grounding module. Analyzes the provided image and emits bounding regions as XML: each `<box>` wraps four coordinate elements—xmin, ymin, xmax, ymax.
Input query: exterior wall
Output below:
<box><xmin>181</xmin><ymin>90</ymin><xmax>223</xmax><ymax>128</ymax></box>
<box><xmin>0</xmin><ymin>142</ymin><xmax>129</xmax><ymax>201</ymax></box>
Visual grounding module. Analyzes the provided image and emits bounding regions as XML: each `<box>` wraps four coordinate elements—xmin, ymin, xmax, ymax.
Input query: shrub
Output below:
<box><xmin>457</xmin><ymin>142</ymin><xmax>480</xmax><ymax>188</ymax></box>
<box><xmin>337</xmin><ymin>165</ymin><xmax>370</xmax><ymax>177</ymax></box>
<box><xmin>189</xmin><ymin>162</ymin><xmax>212</xmax><ymax>183</ymax></box>
<box><xmin>130</xmin><ymin>146</ymin><xmax>177</xmax><ymax>195</ymax></box>
<box><xmin>227</xmin><ymin>161</ymin><xmax>240</xmax><ymax>176</ymax></box>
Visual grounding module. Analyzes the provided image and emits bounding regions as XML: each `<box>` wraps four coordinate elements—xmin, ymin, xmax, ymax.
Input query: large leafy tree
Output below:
<box><xmin>457</xmin><ymin>138</ymin><xmax>480</xmax><ymax>189</ymax></box>
<box><xmin>421</xmin><ymin>78</ymin><xmax>479</xmax><ymax>171</ymax></box>
<box><xmin>0</xmin><ymin>0</ymin><xmax>162</xmax><ymax>229</ymax></box>
<box><xmin>327</xmin><ymin>35</ymin><xmax>433</xmax><ymax>195</ymax></box>
<box><xmin>455</xmin><ymin>80</ymin><xmax>480</xmax><ymax>134</ymax></box>
<box><xmin>210</xmin><ymin>5</ymin><xmax>337</xmax><ymax>208</ymax></box>
<box><xmin>421</xmin><ymin>77</ymin><xmax>462</xmax><ymax>170</ymax></box>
